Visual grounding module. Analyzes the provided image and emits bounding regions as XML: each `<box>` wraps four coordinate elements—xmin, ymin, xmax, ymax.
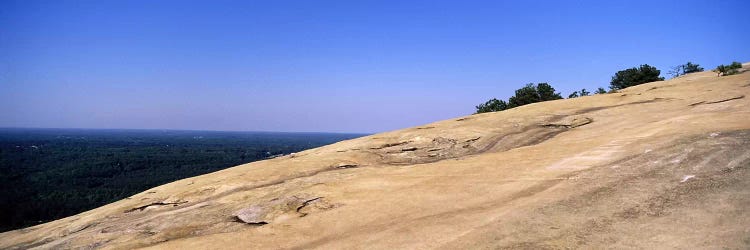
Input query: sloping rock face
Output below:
<box><xmin>2</xmin><ymin>64</ymin><xmax>750</xmax><ymax>249</ymax></box>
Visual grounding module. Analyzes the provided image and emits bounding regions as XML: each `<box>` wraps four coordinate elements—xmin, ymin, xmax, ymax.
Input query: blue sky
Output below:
<box><xmin>1</xmin><ymin>0</ymin><xmax>748</xmax><ymax>133</ymax></box>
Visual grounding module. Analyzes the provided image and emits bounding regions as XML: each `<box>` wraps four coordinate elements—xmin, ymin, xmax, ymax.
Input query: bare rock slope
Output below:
<box><xmin>3</xmin><ymin>64</ymin><xmax>750</xmax><ymax>249</ymax></box>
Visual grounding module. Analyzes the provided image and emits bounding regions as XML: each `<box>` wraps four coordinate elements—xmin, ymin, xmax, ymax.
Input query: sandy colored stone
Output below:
<box><xmin>2</xmin><ymin>63</ymin><xmax>750</xmax><ymax>249</ymax></box>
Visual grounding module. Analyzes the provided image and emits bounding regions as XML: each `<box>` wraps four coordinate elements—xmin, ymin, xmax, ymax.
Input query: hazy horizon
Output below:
<box><xmin>0</xmin><ymin>126</ymin><xmax>369</xmax><ymax>135</ymax></box>
<box><xmin>2</xmin><ymin>0</ymin><xmax>749</xmax><ymax>133</ymax></box>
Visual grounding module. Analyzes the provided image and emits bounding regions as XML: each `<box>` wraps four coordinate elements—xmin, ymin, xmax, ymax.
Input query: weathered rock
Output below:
<box><xmin>542</xmin><ymin>116</ymin><xmax>593</xmax><ymax>128</ymax></box>
<box><xmin>234</xmin><ymin>205</ymin><xmax>267</xmax><ymax>224</ymax></box>
<box><xmin>2</xmin><ymin>65</ymin><xmax>750</xmax><ymax>249</ymax></box>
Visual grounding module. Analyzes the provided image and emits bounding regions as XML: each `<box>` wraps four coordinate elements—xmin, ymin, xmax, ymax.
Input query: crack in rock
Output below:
<box><xmin>65</xmin><ymin>222</ymin><xmax>99</xmax><ymax>236</ymax></box>
<box><xmin>370</xmin><ymin>141</ymin><xmax>410</xmax><ymax>149</ymax></box>
<box><xmin>233</xmin><ymin>195</ymin><xmax>333</xmax><ymax>226</ymax></box>
<box><xmin>416</xmin><ymin>126</ymin><xmax>435</xmax><ymax>129</ymax></box>
<box><xmin>542</xmin><ymin>117</ymin><xmax>593</xmax><ymax>129</ymax></box>
<box><xmin>334</xmin><ymin>163</ymin><xmax>359</xmax><ymax>169</ymax></box>
<box><xmin>296</xmin><ymin>197</ymin><xmax>323</xmax><ymax>217</ymax></box>
<box><xmin>465</xmin><ymin>137</ymin><xmax>481</xmax><ymax>143</ymax></box>
<box><xmin>125</xmin><ymin>201</ymin><xmax>188</xmax><ymax>213</ymax></box>
<box><xmin>689</xmin><ymin>95</ymin><xmax>745</xmax><ymax>106</ymax></box>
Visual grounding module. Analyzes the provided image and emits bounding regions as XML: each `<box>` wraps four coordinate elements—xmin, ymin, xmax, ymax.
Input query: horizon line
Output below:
<box><xmin>0</xmin><ymin>126</ymin><xmax>372</xmax><ymax>135</ymax></box>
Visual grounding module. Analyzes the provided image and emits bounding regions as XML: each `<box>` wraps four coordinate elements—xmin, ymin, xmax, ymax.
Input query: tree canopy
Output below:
<box><xmin>508</xmin><ymin>83</ymin><xmax>563</xmax><ymax>107</ymax></box>
<box><xmin>668</xmin><ymin>62</ymin><xmax>704</xmax><ymax>78</ymax></box>
<box><xmin>683</xmin><ymin>62</ymin><xmax>704</xmax><ymax>74</ymax></box>
<box><xmin>609</xmin><ymin>64</ymin><xmax>664</xmax><ymax>90</ymax></box>
<box><xmin>475</xmin><ymin>98</ymin><xmax>508</xmax><ymax>113</ymax></box>
<box><xmin>567</xmin><ymin>88</ymin><xmax>590</xmax><ymax>98</ymax></box>
<box><xmin>713</xmin><ymin>61</ymin><xmax>743</xmax><ymax>76</ymax></box>
<box><xmin>475</xmin><ymin>83</ymin><xmax>562</xmax><ymax>113</ymax></box>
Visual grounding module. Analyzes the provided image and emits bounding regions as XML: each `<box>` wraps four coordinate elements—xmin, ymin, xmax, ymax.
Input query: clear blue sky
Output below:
<box><xmin>1</xmin><ymin>0</ymin><xmax>748</xmax><ymax>133</ymax></box>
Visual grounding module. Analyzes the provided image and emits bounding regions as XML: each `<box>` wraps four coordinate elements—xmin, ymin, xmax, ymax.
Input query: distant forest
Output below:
<box><xmin>0</xmin><ymin>128</ymin><xmax>364</xmax><ymax>232</ymax></box>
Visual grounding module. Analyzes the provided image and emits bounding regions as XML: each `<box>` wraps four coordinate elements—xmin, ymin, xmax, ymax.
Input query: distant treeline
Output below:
<box><xmin>0</xmin><ymin>128</ymin><xmax>364</xmax><ymax>232</ymax></box>
<box><xmin>475</xmin><ymin>60</ymin><xmax>743</xmax><ymax>114</ymax></box>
